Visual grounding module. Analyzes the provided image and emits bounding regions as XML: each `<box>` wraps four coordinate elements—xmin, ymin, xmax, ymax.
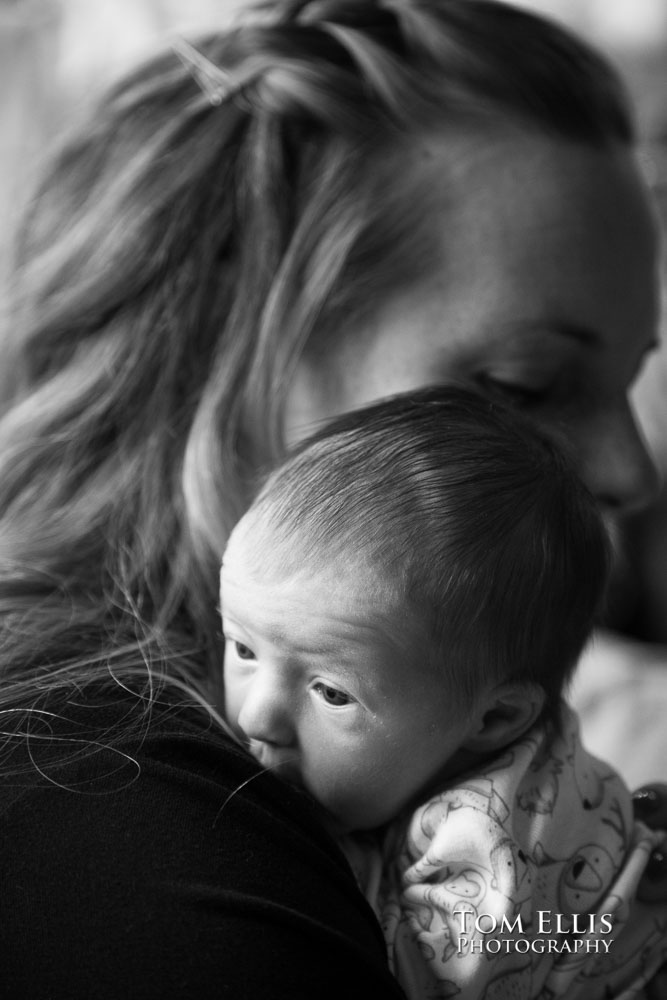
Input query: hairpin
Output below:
<box><xmin>172</xmin><ymin>37</ymin><xmax>237</xmax><ymax>106</ymax></box>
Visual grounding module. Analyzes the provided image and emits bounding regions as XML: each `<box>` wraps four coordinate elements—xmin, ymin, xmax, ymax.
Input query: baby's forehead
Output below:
<box><xmin>222</xmin><ymin>505</ymin><xmax>335</xmax><ymax>587</ymax></box>
<box><xmin>221</xmin><ymin>526</ymin><xmax>415</xmax><ymax>627</ymax></box>
<box><xmin>221</xmin><ymin>511</ymin><xmax>271</xmax><ymax>579</ymax></box>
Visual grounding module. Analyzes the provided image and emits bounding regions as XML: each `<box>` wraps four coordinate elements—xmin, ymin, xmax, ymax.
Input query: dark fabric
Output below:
<box><xmin>0</xmin><ymin>692</ymin><xmax>405</xmax><ymax>999</ymax></box>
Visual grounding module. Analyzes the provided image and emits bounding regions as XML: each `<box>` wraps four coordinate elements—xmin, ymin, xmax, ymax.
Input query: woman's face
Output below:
<box><xmin>285</xmin><ymin>134</ymin><xmax>661</xmax><ymax>518</ymax></box>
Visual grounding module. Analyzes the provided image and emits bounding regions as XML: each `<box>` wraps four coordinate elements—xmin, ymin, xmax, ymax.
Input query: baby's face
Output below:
<box><xmin>220</xmin><ymin>527</ymin><xmax>481</xmax><ymax>832</ymax></box>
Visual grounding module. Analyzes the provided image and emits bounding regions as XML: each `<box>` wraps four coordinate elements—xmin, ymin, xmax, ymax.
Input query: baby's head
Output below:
<box><xmin>221</xmin><ymin>386</ymin><xmax>610</xmax><ymax>832</ymax></box>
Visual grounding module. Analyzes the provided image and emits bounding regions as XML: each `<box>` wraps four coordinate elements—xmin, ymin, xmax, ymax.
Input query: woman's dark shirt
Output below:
<box><xmin>0</xmin><ymin>690</ymin><xmax>405</xmax><ymax>999</ymax></box>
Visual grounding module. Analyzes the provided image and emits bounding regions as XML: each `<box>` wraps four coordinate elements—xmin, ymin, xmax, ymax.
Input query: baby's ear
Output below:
<box><xmin>462</xmin><ymin>683</ymin><xmax>545</xmax><ymax>754</ymax></box>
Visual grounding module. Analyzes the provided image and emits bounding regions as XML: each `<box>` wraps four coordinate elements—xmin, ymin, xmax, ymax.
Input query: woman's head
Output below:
<box><xmin>287</xmin><ymin>132</ymin><xmax>660</xmax><ymax>520</ymax></box>
<box><xmin>0</xmin><ymin>0</ymin><xmax>654</xmax><ymax>702</ymax></box>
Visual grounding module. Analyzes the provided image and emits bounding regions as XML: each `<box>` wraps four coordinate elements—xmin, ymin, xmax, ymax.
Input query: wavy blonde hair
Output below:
<box><xmin>0</xmin><ymin>0</ymin><xmax>633</xmax><ymax>738</ymax></box>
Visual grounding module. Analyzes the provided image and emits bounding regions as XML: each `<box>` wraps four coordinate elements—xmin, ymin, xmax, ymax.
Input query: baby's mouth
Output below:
<box><xmin>248</xmin><ymin>740</ymin><xmax>303</xmax><ymax>786</ymax></box>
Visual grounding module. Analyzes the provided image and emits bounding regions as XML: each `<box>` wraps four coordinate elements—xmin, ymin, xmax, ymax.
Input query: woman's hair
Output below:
<box><xmin>239</xmin><ymin>385</ymin><xmax>611</xmax><ymax>723</ymax></box>
<box><xmin>0</xmin><ymin>0</ymin><xmax>633</xmax><ymax>728</ymax></box>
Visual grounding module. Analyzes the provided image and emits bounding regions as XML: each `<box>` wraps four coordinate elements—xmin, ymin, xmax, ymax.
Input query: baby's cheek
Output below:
<box><xmin>303</xmin><ymin>758</ymin><xmax>374</xmax><ymax>830</ymax></box>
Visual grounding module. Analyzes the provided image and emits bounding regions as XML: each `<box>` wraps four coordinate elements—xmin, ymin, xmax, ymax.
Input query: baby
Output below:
<box><xmin>220</xmin><ymin>386</ymin><xmax>666</xmax><ymax>1000</ymax></box>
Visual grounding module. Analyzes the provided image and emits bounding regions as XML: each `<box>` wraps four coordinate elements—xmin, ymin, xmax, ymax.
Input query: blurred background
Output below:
<box><xmin>1</xmin><ymin>0</ymin><xmax>667</xmax><ymax>648</ymax></box>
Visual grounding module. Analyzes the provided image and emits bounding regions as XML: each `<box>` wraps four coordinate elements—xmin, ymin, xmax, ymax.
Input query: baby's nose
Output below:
<box><xmin>236</xmin><ymin>673</ymin><xmax>295</xmax><ymax>747</ymax></box>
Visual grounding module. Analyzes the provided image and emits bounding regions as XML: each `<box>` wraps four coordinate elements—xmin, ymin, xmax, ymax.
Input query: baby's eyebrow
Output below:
<box><xmin>290</xmin><ymin>623</ymin><xmax>389</xmax><ymax>655</ymax></box>
<box><xmin>220</xmin><ymin>611</ymin><xmax>254</xmax><ymax>633</ymax></box>
<box><xmin>284</xmin><ymin>638</ymin><xmax>355</xmax><ymax>659</ymax></box>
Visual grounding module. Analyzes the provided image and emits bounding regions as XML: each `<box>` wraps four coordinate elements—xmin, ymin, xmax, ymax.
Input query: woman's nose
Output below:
<box><xmin>236</xmin><ymin>674</ymin><xmax>295</xmax><ymax>747</ymax></box>
<box><xmin>582</xmin><ymin>402</ymin><xmax>660</xmax><ymax>515</ymax></box>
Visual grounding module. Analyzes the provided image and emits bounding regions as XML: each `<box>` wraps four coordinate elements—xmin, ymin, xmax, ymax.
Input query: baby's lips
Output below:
<box><xmin>249</xmin><ymin>741</ymin><xmax>303</xmax><ymax>785</ymax></box>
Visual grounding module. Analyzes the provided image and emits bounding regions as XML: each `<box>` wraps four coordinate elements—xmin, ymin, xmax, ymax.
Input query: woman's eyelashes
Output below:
<box><xmin>476</xmin><ymin>372</ymin><xmax>552</xmax><ymax>409</ymax></box>
<box><xmin>310</xmin><ymin>681</ymin><xmax>355</xmax><ymax>707</ymax></box>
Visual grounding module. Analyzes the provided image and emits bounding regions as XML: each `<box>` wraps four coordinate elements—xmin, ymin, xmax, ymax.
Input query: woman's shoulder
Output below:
<box><xmin>0</xmin><ymin>687</ymin><xmax>403</xmax><ymax>999</ymax></box>
<box><xmin>0</xmin><ymin>684</ymin><xmax>340</xmax><ymax>876</ymax></box>
<box><xmin>0</xmin><ymin>685</ymin><xmax>280</xmax><ymax>805</ymax></box>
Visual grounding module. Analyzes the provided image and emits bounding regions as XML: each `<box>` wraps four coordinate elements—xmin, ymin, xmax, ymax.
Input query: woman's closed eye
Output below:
<box><xmin>477</xmin><ymin>373</ymin><xmax>550</xmax><ymax>409</ymax></box>
<box><xmin>311</xmin><ymin>681</ymin><xmax>354</xmax><ymax>707</ymax></box>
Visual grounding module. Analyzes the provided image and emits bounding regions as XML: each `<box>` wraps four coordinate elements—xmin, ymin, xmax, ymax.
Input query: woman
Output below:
<box><xmin>0</xmin><ymin>1</ymin><xmax>665</xmax><ymax>995</ymax></box>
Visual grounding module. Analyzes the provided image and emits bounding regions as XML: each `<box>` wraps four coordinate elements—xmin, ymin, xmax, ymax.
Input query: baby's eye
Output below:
<box><xmin>234</xmin><ymin>641</ymin><xmax>256</xmax><ymax>661</ymax></box>
<box><xmin>312</xmin><ymin>682</ymin><xmax>353</xmax><ymax>707</ymax></box>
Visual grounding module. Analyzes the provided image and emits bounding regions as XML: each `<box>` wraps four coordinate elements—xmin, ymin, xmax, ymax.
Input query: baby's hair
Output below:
<box><xmin>0</xmin><ymin>1</ymin><xmax>631</xmax><ymax>726</ymax></box>
<box><xmin>242</xmin><ymin>386</ymin><xmax>611</xmax><ymax>723</ymax></box>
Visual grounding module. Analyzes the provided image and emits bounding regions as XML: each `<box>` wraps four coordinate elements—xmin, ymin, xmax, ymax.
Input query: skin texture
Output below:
<box><xmin>285</xmin><ymin>134</ymin><xmax>661</xmax><ymax>518</ymax></box>
<box><xmin>221</xmin><ymin>531</ymin><xmax>543</xmax><ymax>833</ymax></box>
<box><xmin>221</xmin><ymin>552</ymin><xmax>483</xmax><ymax>833</ymax></box>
